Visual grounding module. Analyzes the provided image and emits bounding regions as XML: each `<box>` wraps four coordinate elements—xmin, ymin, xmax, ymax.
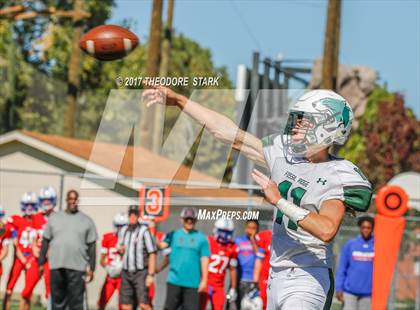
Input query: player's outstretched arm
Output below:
<box><xmin>142</xmin><ymin>85</ymin><xmax>267</xmax><ymax>167</ymax></box>
<box><xmin>252</xmin><ymin>169</ymin><xmax>346</xmax><ymax>242</ymax></box>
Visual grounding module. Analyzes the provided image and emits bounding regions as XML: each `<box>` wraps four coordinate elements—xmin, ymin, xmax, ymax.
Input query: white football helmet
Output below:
<box><xmin>113</xmin><ymin>212</ymin><xmax>128</xmax><ymax>229</ymax></box>
<box><xmin>282</xmin><ymin>89</ymin><xmax>354</xmax><ymax>156</ymax></box>
<box><xmin>241</xmin><ymin>292</ymin><xmax>263</xmax><ymax>310</ymax></box>
<box><xmin>39</xmin><ymin>186</ymin><xmax>57</xmax><ymax>212</ymax></box>
<box><xmin>20</xmin><ymin>192</ymin><xmax>38</xmax><ymax>215</ymax></box>
<box><xmin>106</xmin><ymin>259</ymin><xmax>123</xmax><ymax>278</ymax></box>
<box><xmin>213</xmin><ymin>218</ymin><xmax>235</xmax><ymax>244</ymax></box>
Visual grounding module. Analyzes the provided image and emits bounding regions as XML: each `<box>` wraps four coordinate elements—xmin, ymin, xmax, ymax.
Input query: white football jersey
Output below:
<box><xmin>262</xmin><ymin>134</ymin><xmax>372</xmax><ymax>268</ymax></box>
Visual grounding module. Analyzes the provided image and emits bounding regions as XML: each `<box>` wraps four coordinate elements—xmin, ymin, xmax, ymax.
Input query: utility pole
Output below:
<box><xmin>151</xmin><ymin>0</ymin><xmax>174</xmax><ymax>153</ymax></box>
<box><xmin>140</xmin><ymin>0</ymin><xmax>163</xmax><ymax>150</ymax></box>
<box><xmin>5</xmin><ymin>22</ymin><xmax>16</xmax><ymax>130</ymax></box>
<box><xmin>63</xmin><ymin>0</ymin><xmax>85</xmax><ymax>137</ymax></box>
<box><xmin>158</xmin><ymin>0</ymin><xmax>174</xmax><ymax>78</ymax></box>
<box><xmin>322</xmin><ymin>0</ymin><xmax>341</xmax><ymax>90</ymax></box>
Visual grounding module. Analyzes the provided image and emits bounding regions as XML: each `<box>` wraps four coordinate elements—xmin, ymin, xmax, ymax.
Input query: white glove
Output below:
<box><xmin>227</xmin><ymin>288</ymin><xmax>237</xmax><ymax>302</ymax></box>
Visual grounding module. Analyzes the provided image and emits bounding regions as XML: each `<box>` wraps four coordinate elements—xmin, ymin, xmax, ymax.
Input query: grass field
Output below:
<box><xmin>0</xmin><ymin>301</ymin><xmax>45</xmax><ymax>310</ymax></box>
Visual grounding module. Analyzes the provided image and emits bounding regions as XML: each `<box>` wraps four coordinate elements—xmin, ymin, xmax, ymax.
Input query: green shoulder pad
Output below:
<box><xmin>261</xmin><ymin>134</ymin><xmax>279</xmax><ymax>147</ymax></box>
<box><xmin>343</xmin><ymin>185</ymin><xmax>372</xmax><ymax>212</ymax></box>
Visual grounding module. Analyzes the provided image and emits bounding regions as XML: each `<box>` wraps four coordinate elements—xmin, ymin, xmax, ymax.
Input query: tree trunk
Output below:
<box><xmin>140</xmin><ymin>0</ymin><xmax>163</xmax><ymax>150</ymax></box>
<box><xmin>63</xmin><ymin>0</ymin><xmax>84</xmax><ymax>137</ymax></box>
<box><xmin>151</xmin><ymin>0</ymin><xmax>174</xmax><ymax>153</ymax></box>
<box><xmin>322</xmin><ymin>0</ymin><xmax>341</xmax><ymax>91</ymax></box>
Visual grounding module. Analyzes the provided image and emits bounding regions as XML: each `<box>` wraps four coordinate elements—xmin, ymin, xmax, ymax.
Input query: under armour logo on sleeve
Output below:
<box><xmin>317</xmin><ymin>178</ymin><xmax>327</xmax><ymax>185</ymax></box>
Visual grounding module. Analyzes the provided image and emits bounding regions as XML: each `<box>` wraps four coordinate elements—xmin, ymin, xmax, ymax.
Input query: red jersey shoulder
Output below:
<box><xmin>155</xmin><ymin>231</ymin><xmax>166</xmax><ymax>242</ymax></box>
<box><xmin>7</xmin><ymin>214</ymin><xmax>23</xmax><ymax>227</ymax></box>
<box><xmin>102</xmin><ymin>232</ymin><xmax>118</xmax><ymax>248</ymax></box>
<box><xmin>208</xmin><ymin>235</ymin><xmax>223</xmax><ymax>252</ymax></box>
<box><xmin>256</xmin><ymin>230</ymin><xmax>272</xmax><ymax>249</ymax></box>
<box><xmin>208</xmin><ymin>236</ymin><xmax>237</xmax><ymax>257</ymax></box>
<box><xmin>8</xmin><ymin>214</ymin><xmax>35</xmax><ymax>232</ymax></box>
<box><xmin>32</xmin><ymin>213</ymin><xmax>47</xmax><ymax>228</ymax></box>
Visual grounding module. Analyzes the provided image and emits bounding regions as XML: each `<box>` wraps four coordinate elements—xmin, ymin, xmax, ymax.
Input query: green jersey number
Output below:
<box><xmin>275</xmin><ymin>180</ymin><xmax>307</xmax><ymax>231</ymax></box>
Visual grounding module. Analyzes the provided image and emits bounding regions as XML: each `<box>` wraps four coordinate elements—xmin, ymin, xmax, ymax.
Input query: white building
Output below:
<box><xmin>0</xmin><ymin>130</ymin><xmax>266</xmax><ymax>309</ymax></box>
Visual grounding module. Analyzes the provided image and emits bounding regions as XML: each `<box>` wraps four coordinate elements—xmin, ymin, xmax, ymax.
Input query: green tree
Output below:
<box><xmin>339</xmin><ymin>87</ymin><xmax>420</xmax><ymax>190</ymax></box>
<box><xmin>0</xmin><ymin>0</ymin><xmax>114</xmax><ymax>134</ymax></box>
<box><xmin>1</xmin><ymin>7</ymin><xmax>235</xmax><ymax>180</ymax></box>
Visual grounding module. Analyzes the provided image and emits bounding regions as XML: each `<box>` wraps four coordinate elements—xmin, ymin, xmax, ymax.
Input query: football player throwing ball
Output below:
<box><xmin>143</xmin><ymin>87</ymin><xmax>372</xmax><ymax>309</ymax></box>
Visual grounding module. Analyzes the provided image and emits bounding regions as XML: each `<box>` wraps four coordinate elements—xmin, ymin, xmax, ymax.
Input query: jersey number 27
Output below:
<box><xmin>208</xmin><ymin>254</ymin><xmax>229</xmax><ymax>274</ymax></box>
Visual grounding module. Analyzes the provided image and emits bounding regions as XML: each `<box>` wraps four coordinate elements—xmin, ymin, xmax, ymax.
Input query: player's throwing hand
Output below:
<box><xmin>251</xmin><ymin>169</ymin><xmax>281</xmax><ymax>205</ymax></box>
<box><xmin>142</xmin><ymin>84</ymin><xmax>183</xmax><ymax>107</ymax></box>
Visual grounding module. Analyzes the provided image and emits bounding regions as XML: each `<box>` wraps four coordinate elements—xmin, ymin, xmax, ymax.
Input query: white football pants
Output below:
<box><xmin>267</xmin><ymin>266</ymin><xmax>334</xmax><ymax>310</ymax></box>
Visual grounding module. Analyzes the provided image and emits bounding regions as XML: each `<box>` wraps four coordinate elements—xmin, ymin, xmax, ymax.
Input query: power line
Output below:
<box><xmin>229</xmin><ymin>0</ymin><xmax>262</xmax><ymax>51</ymax></box>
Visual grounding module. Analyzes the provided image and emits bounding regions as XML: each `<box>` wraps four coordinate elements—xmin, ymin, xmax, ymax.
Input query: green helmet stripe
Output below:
<box><xmin>322</xmin><ymin>98</ymin><xmax>349</xmax><ymax>127</ymax></box>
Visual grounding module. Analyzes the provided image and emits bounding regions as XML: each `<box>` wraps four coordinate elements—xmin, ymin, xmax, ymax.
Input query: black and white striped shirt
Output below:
<box><xmin>118</xmin><ymin>224</ymin><xmax>157</xmax><ymax>271</ymax></box>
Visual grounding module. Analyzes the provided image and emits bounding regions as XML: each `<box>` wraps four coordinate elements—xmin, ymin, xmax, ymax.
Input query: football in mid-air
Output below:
<box><xmin>79</xmin><ymin>25</ymin><xmax>139</xmax><ymax>61</ymax></box>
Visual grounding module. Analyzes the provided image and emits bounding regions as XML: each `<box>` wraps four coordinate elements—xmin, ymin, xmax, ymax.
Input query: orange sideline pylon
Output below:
<box><xmin>372</xmin><ymin>185</ymin><xmax>408</xmax><ymax>310</ymax></box>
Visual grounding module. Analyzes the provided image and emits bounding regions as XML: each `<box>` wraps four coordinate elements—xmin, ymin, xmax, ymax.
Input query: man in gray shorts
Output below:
<box><xmin>118</xmin><ymin>205</ymin><xmax>157</xmax><ymax>310</ymax></box>
<box><xmin>38</xmin><ymin>189</ymin><xmax>98</xmax><ymax>310</ymax></box>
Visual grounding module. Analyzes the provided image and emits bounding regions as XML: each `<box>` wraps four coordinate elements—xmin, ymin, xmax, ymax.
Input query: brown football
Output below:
<box><xmin>79</xmin><ymin>25</ymin><xmax>139</xmax><ymax>61</ymax></box>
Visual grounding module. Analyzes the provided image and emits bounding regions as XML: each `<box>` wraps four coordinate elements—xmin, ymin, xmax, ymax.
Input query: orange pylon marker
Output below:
<box><xmin>372</xmin><ymin>185</ymin><xmax>408</xmax><ymax>310</ymax></box>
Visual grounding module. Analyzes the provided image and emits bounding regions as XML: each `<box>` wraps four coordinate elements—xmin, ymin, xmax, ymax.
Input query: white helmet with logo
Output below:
<box><xmin>213</xmin><ymin>218</ymin><xmax>235</xmax><ymax>244</ymax></box>
<box><xmin>282</xmin><ymin>89</ymin><xmax>354</xmax><ymax>156</ymax></box>
<box><xmin>113</xmin><ymin>212</ymin><xmax>128</xmax><ymax>229</ymax></box>
<box><xmin>39</xmin><ymin>186</ymin><xmax>57</xmax><ymax>212</ymax></box>
<box><xmin>20</xmin><ymin>192</ymin><xmax>38</xmax><ymax>215</ymax></box>
<box><xmin>240</xmin><ymin>291</ymin><xmax>263</xmax><ymax>310</ymax></box>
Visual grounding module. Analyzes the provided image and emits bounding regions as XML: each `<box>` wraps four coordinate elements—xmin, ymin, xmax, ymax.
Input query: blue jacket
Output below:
<box><xmin>234</xmin><ymin>235</ymin><xmax>264</xmax><ymax>282</ymax></box>
<box><xmin>335</xmin><ymin>235</ymin><xmax>374</xmax><ymax>296</ymax></box>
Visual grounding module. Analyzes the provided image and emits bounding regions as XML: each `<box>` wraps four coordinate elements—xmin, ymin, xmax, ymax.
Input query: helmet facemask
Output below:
<box><xmin>39</xmin><ymin>187</ymin><xmax>57</xmax><ymax>213</ymax></box>
<box><xmin>22</xmin><ymin>203</ymin><xmax>38</xmax><ymax>216</ymax></box>
<box><xmin>39</xmin><ymin>198</ymin><xmax>56</xmax><ymax>213</ymax></box>
<box><xmin>282</xmin><ymin>107</ymin><xmax>347</xmax><ymax>157</ymax></box>
<box><xmin>214</xmin><ymin>228</ymin><xmax>233</xmax><ymax>244</ymax></box>
<box><xmin>21</xmin><ymin>192</ymin><xmax>38</xmax><ymax>216</ymax></box>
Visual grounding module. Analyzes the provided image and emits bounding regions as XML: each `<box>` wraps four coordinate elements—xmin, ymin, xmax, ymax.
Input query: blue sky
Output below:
<box><xmin>111</xmin><ymin>0</ymin><xmax>420</xmax><ymax>116</ymax></box>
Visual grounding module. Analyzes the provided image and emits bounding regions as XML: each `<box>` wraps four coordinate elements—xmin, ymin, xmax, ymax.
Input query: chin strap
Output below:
<box><xmin>276</xmin><ymin>198</ymin><xmax>310</xmax><ymax>225</ymax></box>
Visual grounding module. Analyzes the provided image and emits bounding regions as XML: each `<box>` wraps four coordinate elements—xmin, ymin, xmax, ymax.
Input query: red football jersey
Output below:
<box><xmin>7</xmin><ymin>215</ymin><xmax>37</xmax><ymax>255</ymax></box>
<box><xmin>207</xmin><ymin>236</ymin><xmax>238</xmax><ymax>287</ymax></box>
<box><xmin>100</xmin><ymin>232</ymin><xmax>120</xmax><ymax>266</ymax></box>
<box><xmin>154</xmin><ymin>231</ymin><xmax>166</xmax><ymax>242</ymax></box>
<box><xmin>256</xmin><ymin>230</ymin><xmax>272</xmax><ymax>281</ymax></box>
<box><xmin>32</xmin><ymin>213</ymin><xmax>48</xmax><ymax>247</ymax></box>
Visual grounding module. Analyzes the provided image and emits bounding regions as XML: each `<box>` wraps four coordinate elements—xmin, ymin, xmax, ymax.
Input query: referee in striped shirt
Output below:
<box><xmin>118</xmin><ymin>205</ymin><xmax>157</xmax><ymax>310</ymax></box>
